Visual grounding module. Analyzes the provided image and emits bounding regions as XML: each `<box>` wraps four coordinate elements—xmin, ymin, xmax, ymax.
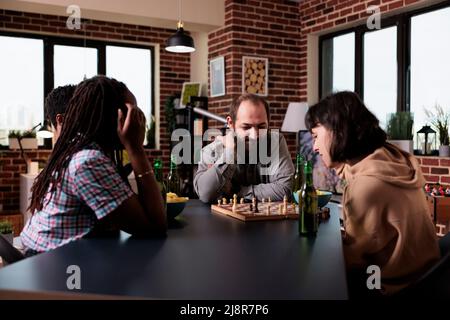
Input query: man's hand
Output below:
<box><xmin>215</xmin><ymin>129</ymin><xmax>235</xmax><ymax>151</ymax></box>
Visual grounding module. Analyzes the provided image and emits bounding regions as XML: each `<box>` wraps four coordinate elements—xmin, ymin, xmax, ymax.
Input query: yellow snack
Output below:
<box><xmin>166</xmin><ymin>192</ymin><xmax>189</xmax><ymax>203</ymax></box>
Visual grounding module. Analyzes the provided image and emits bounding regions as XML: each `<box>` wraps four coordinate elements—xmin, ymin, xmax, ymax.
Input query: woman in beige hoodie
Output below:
<box><xmin>305</xmin><ymin>91</ymin><xmax>440</xmax><ymax>297</ymax></box>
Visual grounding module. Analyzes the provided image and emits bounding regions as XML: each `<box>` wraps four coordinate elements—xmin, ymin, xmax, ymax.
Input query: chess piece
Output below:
<box><xmin>321</xmin><ymin>207</ymin><xmax>330</xmax><ymax>220</ymax></box>
<box><xmin>283</xmin><ymin>195</ymin><xmax>288</xmax><ymax>211</ymax></box>
<box><xmin>229</xmin><ymin>198</ymin><xmax>233</xmax><ymax>205</ymax></box>
<box><xmin>249</xmin><ymin>204</ymin><xmax>253</xmax><ymax>212</ymax></box>
<box><xmin>223</xmin><ymin>197</ymin><xmax>227</xmax><ymax>205</ymax></box>
<box><xmin>268</xmin><ymin>197</ymin><xmax>271</xmax><ymax>204</ymax></box>
<box><xmin>240</xmin><ymin>198</ymin><xmax>244</xmax><ymax>204</ymax></box>
<box><xmin>292</xmin><ymin>203</ymin><xmax>296</xmax><ymax>213</ymax></box>
<box><xmin>218</xmin><ymin>199</ymin><xmax>222</xmax><ymax>206</ymax></box>
<box><xmin>254</xmin><ymin>197</ymin><xmax>259</xmax><ymax>213</ymax></box>
<box><xmin>233</xmin><ymin>194</ymin><xmax>238</xmax><ymax>204</ymax></box>
<box><xmin>279</xmin><ymin>204</ymin><xmax>283</xmax><ymax>215</ymax></box>
<box><xmin>261</xmin><ymin>198</ymin><xmax>265</xmax><ymax>203</ymax></box>
<box><xmin>266</xmin><ymin>205</ymin><xmax>270</xmax><ymax>216</ymax></box>
<box><xmin>232</xmin><ymin>203</ymin><xmax>236</xmax><ymax>213</ymax></box>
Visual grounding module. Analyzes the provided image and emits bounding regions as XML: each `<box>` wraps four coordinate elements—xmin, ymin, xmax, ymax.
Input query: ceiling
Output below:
<box><xmin>0</xmin><ymin>0</ymin><xmax>225</xmax><ymax>32</ymax></box>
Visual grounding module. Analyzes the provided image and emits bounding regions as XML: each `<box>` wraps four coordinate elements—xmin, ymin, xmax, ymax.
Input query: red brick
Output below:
<box><xmin>440</xmin><ymin>159</ymin><xmax>450</xmax><ymax>167</ymax></box>
<box><xmin>421</xmin><ymin>166</ymin><xmax>430</xmax><ymax>174</ymax></box>
<box><xmin>12</xmin><ymin>16</ymin><xmax>29</xmax><ymax>24</ymax></box>
<box><xmin>340</xmin><ymin>8</ymin><xmax>353</xmax><ymax>16</ymax></box>
<box><xmin>4</xmin><ymin>22</ymin><xmax>24</xmax><ymax>29</ymax></box>
<box><xmin>347</xmin><ymin>13</ymin><xmax>360</xmax><ymax>22</ymax></box>
<box><xmin>31</xmin><ymin>18</ymin><xmax>48</xmax><ymax>25</ymax></box>
<box><xmin>41</xmin><ymin>26</ymin><xmax>56</xmax><ymax>33</ymax></box>
<box><xmin>422</xmin><ymin>158</ymin><xmax>440</xmax><ymax>166</ymax></box>
<box><xmin>388</xmin><ymin>0</ymin><xmax>404</xmax><ymax>10</ymax></box>
<box><xmin>440</xmin><ymin>176</ymin><xmax>450</xmax><ymax>184</ymax></box>
<box><xmin>353</xmin><ymin>3</ymin><xmax>367</xmax><ymax>12</ymax></box>
<box><xmin>424</xmin><ymin>175</ymin><xmax>440</xmax><ymax>183</ymax></box>
<box><xmin>431</xmin><ymin>167</ymin><xmax>449</xmax><ymax>175</ymax></box>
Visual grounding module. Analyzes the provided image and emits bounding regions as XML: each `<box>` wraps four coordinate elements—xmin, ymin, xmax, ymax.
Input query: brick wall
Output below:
<box><xmin>207</xmin><ymin>0</ymin><xmax>449</xmax><ymax>182</ymax></box>
<box><xmin>417</xmin><ymin>156</ymin><xmax>450</xmax><ymax>184</ymax></box>
<box><xmin>0</xmin><ymin>9</ymin><xmax>189</xmax><ymax>212</ymax></box>
<box><xmin>208</xmin><ymin>0</ymin><xmax>302</xmax><ymax>156</ymax></box>
<box><xmin>0</xmin><ymin>150</ymin><xmax>51</xmax><ymax>212</ymax></box>
<box><xmin>207</xmin><ymin>0</ymin><xmax>432</xmax><ymax>158</ymax></box>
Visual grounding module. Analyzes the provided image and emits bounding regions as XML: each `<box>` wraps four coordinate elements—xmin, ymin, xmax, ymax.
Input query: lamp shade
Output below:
<box><xmin>165</xmin><ymin>25</ymin><xmax>195</xmax><ymax>53</ymax></box>
<box><xmin>37</xmin><ymin>127</ymin><xmax>53</xmax><ymax>139</ymax></box>
<box><xmin>281</xmin><ymin>102</ymin><xmax>309</xmax><ymax>132</ymax></box>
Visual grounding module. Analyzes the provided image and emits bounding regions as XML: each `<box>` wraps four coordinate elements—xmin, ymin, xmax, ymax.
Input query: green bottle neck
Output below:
<box><xmin>304</xmin><ymin>162</ymin><xmax>314</xmax><ymax>186</ymax></box>
<box><xmin>295</xmin><ymin>154</ymin><xmax>304</xmax><ymax>172</ymax></box>
<box><xmin>305</xmin><ymin>172</ymin><xmax>314</xmax><ymax>186</ymax></box>
<box><xmin>154</xmin><ymin>160</ymin><xmax>163</xmax><ymax>182</ymax></box>
<box><xmin>154</xmin><ymin>169</ymin><xmax>163</xmax><ymax>182</ymax></box>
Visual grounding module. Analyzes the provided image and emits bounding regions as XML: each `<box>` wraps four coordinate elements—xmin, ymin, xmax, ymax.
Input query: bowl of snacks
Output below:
<box><xmin>166</xmin><ymin>192</ymin><xmax>189</xmax><ymax>219</ymax></box>
<box><xmin>293</xmin><ymin>190</ymin><xmax>333</xmax><ymax>208</ymax></box>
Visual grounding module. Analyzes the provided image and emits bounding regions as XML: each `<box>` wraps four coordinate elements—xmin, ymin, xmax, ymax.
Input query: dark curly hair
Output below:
<box><xmin>305</xmin><ymin>91</ymin><xmax>387</xmax><ymax>163</ymax></box>
<box><xmin>45</xmin><ymin>85</ymin><xmax>77</xmax><ymax>128</ymax></box>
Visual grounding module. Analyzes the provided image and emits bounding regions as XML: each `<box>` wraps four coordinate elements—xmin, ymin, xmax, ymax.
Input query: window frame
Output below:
<box><xmin>318</xmin><ymin>1</ymin><xmax>450</xmax><ymax>113</ymax></box>
<box><xmin>0</xmin><ymin>30</ymin><xmax>155</xmax><ymax>134</ymax></box>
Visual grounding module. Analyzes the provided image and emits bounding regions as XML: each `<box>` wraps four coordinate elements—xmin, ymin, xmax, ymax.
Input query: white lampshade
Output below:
<box><xmin>281</xmin><ymin>102</ymin><xmax>308</xmax><ymax>132</ymax></box>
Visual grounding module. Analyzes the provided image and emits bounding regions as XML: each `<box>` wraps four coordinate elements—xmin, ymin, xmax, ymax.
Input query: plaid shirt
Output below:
<box><xmin>21</xmin><ymin>143</ymin><xmax>134</xmax><ymax>254</ymax></box>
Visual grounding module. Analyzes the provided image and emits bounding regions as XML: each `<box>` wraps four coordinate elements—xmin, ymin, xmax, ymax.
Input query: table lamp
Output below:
<box><xmin>281</xmin><ymin>102</ymin><xmax>309</xmax><ymax>153</ymax></box>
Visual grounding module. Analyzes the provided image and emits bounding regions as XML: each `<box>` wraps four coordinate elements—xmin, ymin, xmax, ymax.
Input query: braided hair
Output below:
<box><xmin>29</xmin><ymin>75</ymin><xmax>129</xmax><ymax>213</ymax></box>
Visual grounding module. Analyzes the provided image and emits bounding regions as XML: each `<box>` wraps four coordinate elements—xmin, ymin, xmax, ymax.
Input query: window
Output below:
<box><xmin>321</xmin><ymin>32</ymin><xmax>355</xmax><ymax>97</ymax></box>
<box><xmin>0</xmin><ymin>32</ymin><xmax>155</xmax><ymax>147</ymax></box>
<box><xmin>106</xmin><ymin>45</ymin><xmax>152</xmax><ymax>119</ymax></box>
<box><xmin>363</xmin><ymin>26</ymin><xmax>397</xmax><ymax>128</ymax></box>
<box><xmin>319</xmin><ymin>2</ymin><xmax>450</xmax><ymax>145</ymax></box>
<box><xmin>410</xmin><ymin>6</ymin><xmax>450</xmax><ymax>135</ymax></box>
<box><xmin>54</xmin><ymin>45</ymin><xmax>98</xmax><ymax>87</ymax></box>
<box><xmin>0</xmin><ymin>36</ymin><xmax>44</xmax><ymax>145</ymax></box>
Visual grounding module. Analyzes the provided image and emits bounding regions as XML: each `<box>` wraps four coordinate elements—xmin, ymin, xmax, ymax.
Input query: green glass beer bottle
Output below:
<box><xmin>153</xmin><ymin>158</ymin><xmax>167</xmax><ymax>210</ymax></box>
<box><xmin>167</xmin><ymin>155</ymin><xmax>180</xmax><ymax>195</ymax></box>
<box><xmin>300</xmin><ymin>160</ymin><xmax>318</xmax><ymax>237</ymax></box>
<box><xmin>293</xmin><ymin>153</ymin><xmax>305</xmax><ymax>207</ymax></box>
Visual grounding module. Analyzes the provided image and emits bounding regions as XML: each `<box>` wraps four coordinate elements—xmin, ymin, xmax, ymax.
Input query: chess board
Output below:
<box><xmin>211</xmin><ymin>201</ymin><xmax>299</xmax><ymax>222</ymax></box>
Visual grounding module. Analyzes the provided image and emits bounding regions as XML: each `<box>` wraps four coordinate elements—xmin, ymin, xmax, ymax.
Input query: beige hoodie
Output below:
<box><xmin>337</xmin><ymin>143</ymin><xmax>440</xmax><ymax>295</ymax></box>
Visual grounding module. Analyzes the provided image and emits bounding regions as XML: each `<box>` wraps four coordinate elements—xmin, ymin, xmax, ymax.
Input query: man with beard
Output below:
<box><xmin>194</xmin><ymin>94</ymin><xmax>294</xmax><ymax>203</ymax></box>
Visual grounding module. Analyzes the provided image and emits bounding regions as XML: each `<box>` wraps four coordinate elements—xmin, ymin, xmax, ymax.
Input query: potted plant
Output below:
<box><xmin>424</xmin><ymin>104</ymin><xmax>450</xmax><ymax>157</ymax></box>
<box><xmin>386</xmin><ymin>111</ymin><xmax>414</xmax><ymax>154</ymax></box>
<box><xmin>8</xmin><ymin>130</ymin><xmax>38</xmax><ymax>150</ymax></box>
<box><xmin>0</xmin><ymin>220</ymin><xmax>13</xmax><ymax>245</ymax></box>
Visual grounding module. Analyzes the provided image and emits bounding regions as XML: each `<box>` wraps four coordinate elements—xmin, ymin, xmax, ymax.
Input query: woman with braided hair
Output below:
<box><xmin>21</xmin><ymin>76</ymin><xmax>166</xmax><ymax>255</ymax></box>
